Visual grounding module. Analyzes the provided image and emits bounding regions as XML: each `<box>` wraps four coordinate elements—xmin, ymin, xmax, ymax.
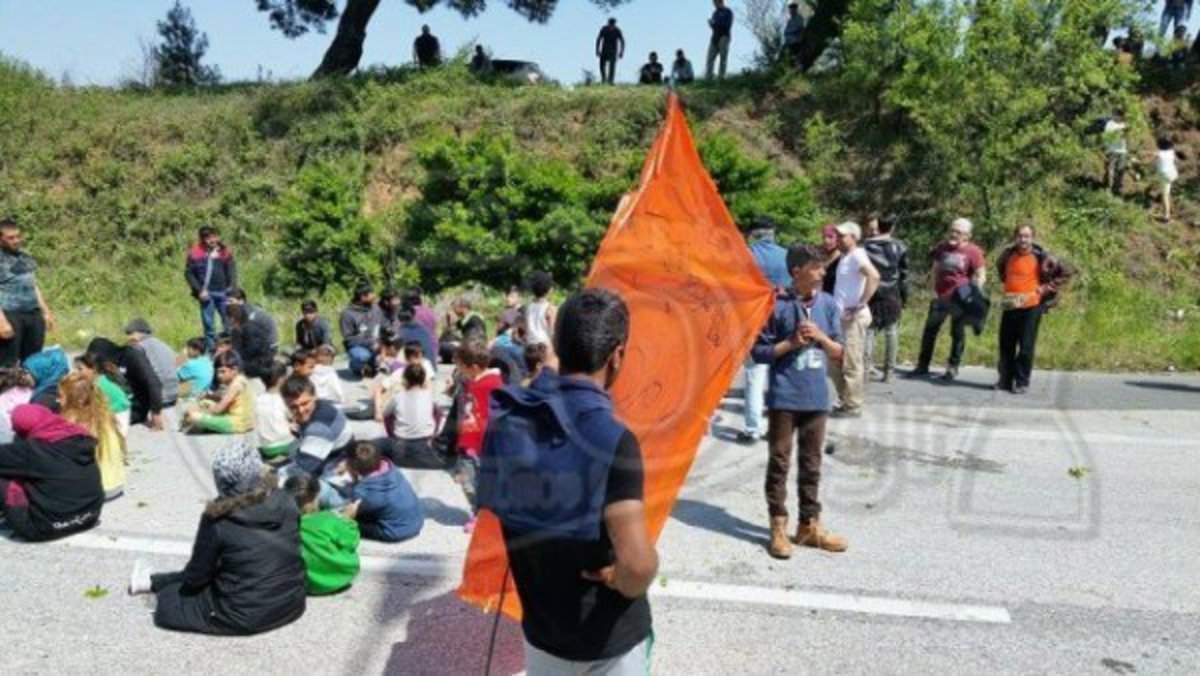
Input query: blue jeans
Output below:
<box><xmin>199</xmin><ymin>292</ymin><xmax>228</xmax><ymax>353</ymax></box>
<box><xmin>1160</xmin><ymin>5</ymin><xmax>1187</xmax><ymax>36</ymax></box>
<box><xmin>743</xmin><ymin>358</ymin><xmax>768</xmax><ymax>436</ymax></box>
<box><xmin>347</xmin><ymin>345</ymin><xmax>375</xmax><ymax>376</ymax></box>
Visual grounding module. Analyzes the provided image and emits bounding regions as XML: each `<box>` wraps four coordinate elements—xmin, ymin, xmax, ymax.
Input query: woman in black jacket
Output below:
<box><xmin>86</xmin><ymin>338</ymin><xmax>164</xmax><ymax>429</ymax></box>
<box><xmin>0</xmin><ymin>403</ymin><xmax>104</xmax><ymax>541</ymax></box>
<box><xmin>128</xmin><ymin>441</ymin><xmax>306</xmax><ymax>635</ymax></box>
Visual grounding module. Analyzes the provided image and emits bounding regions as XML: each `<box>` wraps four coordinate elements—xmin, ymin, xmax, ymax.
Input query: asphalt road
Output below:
<box><xmin>2</xmin><ymin>366</ymin><xmax>1198</xmax><ymax>675</ymax></box>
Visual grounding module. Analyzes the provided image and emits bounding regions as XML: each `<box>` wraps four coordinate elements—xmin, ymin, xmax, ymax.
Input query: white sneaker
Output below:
<box><xmin>128</xmin><ymin>559</ymin><xmax>154</xmax><ymax>595</ymax></box>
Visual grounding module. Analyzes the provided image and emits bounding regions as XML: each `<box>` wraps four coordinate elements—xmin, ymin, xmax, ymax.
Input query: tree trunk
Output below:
<box><xmin>799</xmin><ymin>0</ymin><xmax>850</xmax><ymax>72</ymax></box>
<box><xmin>312</xmin><ymin>0</ymin><xmax>382</xmax><ymax>78</ymax></box>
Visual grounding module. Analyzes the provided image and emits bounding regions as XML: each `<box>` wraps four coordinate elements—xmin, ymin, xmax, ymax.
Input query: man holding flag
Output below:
<box><xmin>478</xmin><ymin>288</ymin><xmax>658</xmax><ymax>675</ymax></box>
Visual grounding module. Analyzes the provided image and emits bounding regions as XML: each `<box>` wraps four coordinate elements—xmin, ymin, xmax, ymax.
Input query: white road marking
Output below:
<box><xmin>49</xmin><ymin>532</ymin><xmax>1011</xmax><ymax>625</ymax></box>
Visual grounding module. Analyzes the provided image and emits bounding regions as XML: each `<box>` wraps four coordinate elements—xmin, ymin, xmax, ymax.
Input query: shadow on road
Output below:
<box><xmin>420</xmin><ymin>497</ymin><xmax>471</xmax><ymax>527</ymax></box>
<box><xmin>1124</xmin><ymin>380</ymin><xmax>1200</xmax><ymax>394</ymax></box>
<box><xmin>672</xmin><ymin>498</ymin><xmax>768</xmax><ymax>547</ymax></box>
<box><xmin>382</xmin><ymin>590</ymin><xmax>525</xmax><ymax>676</ymax></box>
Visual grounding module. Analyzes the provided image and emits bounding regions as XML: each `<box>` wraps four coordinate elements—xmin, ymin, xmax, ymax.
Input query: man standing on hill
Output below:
<box><xmin>596</xmin><ymin>18</ymin><xmax>625</xmax><ymax>85</ymax></box>
<box><xmin>413</xmin><ymin>25</ymin><xmax>441</xmax><ymax>69</ymax></box>
<box><xmin>829</xmin><ymin>222</ymin><xmax>879</xmax><ymax>418</ymax></box>
<box><xmin>995</xmin><ymin>225</ymin><xmax>1070</xmax><ymax>394</ymax></box>
<box><xmin>783</xmin><ymin>2</ymin><xmax>806</xmax><ymax>65</ymax></box>
<box><xmin>707</xmin><ymin>0</ymin><xmax>735</xmax><ymax>80</ymax></box>
<box><xmin>184</xmin><ymin>225</ymin><xmax>236</xmax><ymax>354</ymax></box>
<box><xmin>0</xmin><ymin>218</ymin><xmax>55</xmax><ymax>368</ymax></box>
<box><xmin>908</xmin><ymin>218</ymin><xmax>986</xmax><ymax>381</ymax></box>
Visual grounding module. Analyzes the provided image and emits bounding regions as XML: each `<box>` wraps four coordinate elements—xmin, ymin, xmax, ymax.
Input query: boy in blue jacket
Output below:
<box><xmin>343</xmin><ymin>442</ymin><xmax>423</xmax><ymax>543</ymax></box>
<box><xmin>752</xmin><ymin>243</ymin><xmax>848</xmax><ymax>560</ymax></box>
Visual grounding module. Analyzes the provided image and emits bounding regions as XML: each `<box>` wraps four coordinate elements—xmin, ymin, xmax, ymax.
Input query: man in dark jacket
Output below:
<box><xmin>87</xmin><ymin>337</ymin><xmax>165</xmax><ymax>430</ymax></box>
<box><xmin>706</xmin><ymin>0</ymin><xmax>734</xmax><ymax>80</ymax></box>
<box><xmin>129</xmin><ymin>441</ymin><xmax>306</xmax><ymax>635</ymax></box>
<box><xmin>994</xmin><ymin>225</ymin><xmax>1071</xmax><ymax>394</ymax></box>
<box><xmin>413</xmin><ymin>25</ymin><xmax>441</xmax><ymax>68</ymax></box>
<box><xmin>227</xmin><ymin>288</ymin><xmax>278</xmax><ymax>354</ymax></box>
<box><xmin>295</xmin><ymin>299</ymin><xmax>333</xmax><ymax>352</ymax></box>
<box><xmin>639</xmin><ymin>52</ymin><xmax>664</xmax><ymax>84</ymax></box>
<box><xmin>227</xmin><ymin>304</ymin><xmax>275</xmax><ymax>381</ymax></box>
<box><xmin>341</xmin><ymin>283</ymin><xmax>384</xmax><ymax>378</ymax></box>
<box><xmin>184</xmin><ymin>226</ymin><xmax>237</xmax><ymax>354</ymax></box>
<box><xmin>395</xmin><ymin>306</ymin><xmax>438</xmax><ymax>374</ymax></box>
<box><xmin>863</xmin><ymin>214</ymin><xmax>909</xmax><ymax>382</ymax></box>
<box><xmin>596</xmin><ymin>18</ymin><xmax>625</xmax><ymax>85</ymax></box>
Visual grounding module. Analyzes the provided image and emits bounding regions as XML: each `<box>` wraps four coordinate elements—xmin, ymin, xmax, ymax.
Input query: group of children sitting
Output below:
<box><xmin>0</xmin><ymin>272</ymin><xmax>561</xmax><ymax>637</ymax></box>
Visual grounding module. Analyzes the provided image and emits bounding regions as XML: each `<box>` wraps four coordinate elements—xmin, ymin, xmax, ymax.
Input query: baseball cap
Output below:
<box><xmin>835</xmin><ymin>221</ymin><xmax>861</xmax><ymax>240</ymax></box>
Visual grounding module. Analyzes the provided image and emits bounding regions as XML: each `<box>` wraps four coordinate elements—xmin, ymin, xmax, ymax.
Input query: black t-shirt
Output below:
<box><xmin>597</xmin><ymin>26</ymin><xmax>624</xmax><ymax>57</ymax></box>
<box><xmin>502</xmin><ymin>429</ymin><xmax>651</xmax><ymax>661</ymax></box>
<box><xmin>639</xmin><ymin>62</ymin><xmax>664</xmax><ymax>84</ymax></box>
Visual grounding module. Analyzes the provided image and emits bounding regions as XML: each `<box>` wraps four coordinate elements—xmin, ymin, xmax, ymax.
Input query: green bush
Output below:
<box><xmin>269</xmin><ymin>159</ymin><xmax>383</xmax><ymax>297</ymax></box>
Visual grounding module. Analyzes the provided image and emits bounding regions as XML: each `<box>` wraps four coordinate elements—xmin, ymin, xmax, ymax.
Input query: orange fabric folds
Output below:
<box><xmin>457</xmin><ymin>93</ymin><xmax>774</xmax><ymax>620</ymax></box>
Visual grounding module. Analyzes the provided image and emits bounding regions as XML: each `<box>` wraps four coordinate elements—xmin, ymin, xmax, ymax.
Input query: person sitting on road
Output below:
<box><xmin>639</xmin><ymin>52</ymin><xmax>665</xmax><ymax>85</ymax></box>
<box><xmin>284</xmin><ymin>472</ymin><xmax>361</xmax><ymax>596</ymax></box>
<box><xmin>181</xmin><ymin>351</ymin><xmax>255</xmax><ymax>435</ymax></box>
<box><xmin>342</xmin><ymin>441</ymin><xmax>424</xmax><ymax>543</ymax></box>
<box><xmin>0</xmin><ymin>403</ymin><xmax>104</xmax><ymax>542</ymax></box>
<box><xmin>124</xmin><ymin>318</ymin><xmax>181</xmax><ymax>409</ymax></box>
<box><xmin>0</xmin><ymin>367</ymin><xmax>33</xmax><ymax>443</ymax></box>
<box><xmin>227</xmin><ymin>304</ymin><xmax>275</xmax><ymax>381</ymax></box>
<box><xmin>176</xmin><ymin>337</ymin><xmax>215</xmax><ymax>398</ymax></box>
<box><xmin>309</xmin><ymin>344</ymin><xmax>346</xmax><ymax>404</ymax></box>
<box><xmin>377</xmin><ymin>363</ymin><xmax>440</xmax><ymax>469</ymax></box>
<box><xmin>24</xmin><ymin>345</ymin><xmax>69</xmax><ymax>412</ymax></box>
<box><xmin>340</xmin><ymin>282</ymin><xmax>384</xmax><ymax>379</ymax></box>
<box><xmin>128</xmin><ymin>441</ymin><xmax>307</xmax><ymax>636</ymax></box>
<box><xmin>87</xmin><ymin>337</ymin><xmax>166</xmax><ymax>430</ymax></box>
<box><xmin>58</xmin><ymin>371</ymin><xmax>125</xmax><ymax>501</ymax></box>
<box><xmin>280</xmin><ymin>375</ymin><xmax>355</xmax><ymax>506</ymax></box>
<box><xmin>75</xmin><ymin>350</ymin><xmax>132</xmax><ymax>437</ymax></box>
<box><xmin>255</xmin><ymin>361</ymin><xmax>295</xmax><ymax>462</ymax></box>
<box><xmin>295</xmin><ymin>299</ymin><xmax>333</xmax><ymax>353</ymax></box>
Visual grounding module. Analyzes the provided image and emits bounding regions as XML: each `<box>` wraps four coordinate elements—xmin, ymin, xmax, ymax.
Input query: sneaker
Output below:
<box><xmin>463</xmin><ymin>515</ymin><xmax>478</xmax><ymax>534</ymax></box>
<box><xmin>128</xmin><ymin>559</ymin><xmax>154</xmax><ymax>595</ymax></box>
<box><xmin>735</xmin><ymin>431</ymin><xmax>758</xmax><ymax>445</ymax></box>
<box><xmin>940</xmin><ymin>367</ymin><xmax>959</xmax><ymax>381</ymax></box>
<box><xmin>767</xmin><ymin>517</ymin><xmax>793</xmax><ymax>559</ymax></box>
<box><xmin>791</xmin><ymin>520</ymin><xmax>848</xmax><ymax>553</ymax></box>
<box><xmin>1012</xmin><ymin>384</ymin><xmax>1028</xmax><ymax>395</ymax></box>
<box><xmin>881</xmin><ymin>370</ymin><xmax>893</xmax><ymax>384</ymax></box>
<box><xmin>993</xmin><ymin>381</ymin><xmax>1010</xmax><ymax>392</ymax></box>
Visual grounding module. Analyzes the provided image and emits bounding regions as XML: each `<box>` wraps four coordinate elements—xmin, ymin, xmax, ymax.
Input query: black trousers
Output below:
<box><xmin>917</xmin><ymin>298</ymin><xmax>968</xmax><ymax>370</ymax></box>
<box><xmin>0</xmin><ymin>310</ymin><xmax>45</xmax><ymax>368</ymax></box>
<box><xmin>599</xmin><ymin>56</ymin><xmax>617</xmax><ymax>84</ymax></box>
<box><xmin>151</xmin><ymin>572</ymin><xmax>227</xmax><ymax>635</ymax></box>
<box><xmin>997</xmin><ymin>306</ymin><xmax>1043</xmax><ymax>389</ymax></box>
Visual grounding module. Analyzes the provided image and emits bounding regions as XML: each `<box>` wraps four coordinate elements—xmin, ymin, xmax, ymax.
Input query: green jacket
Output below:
<box><xmin>299</xmin><ymin>510</ymin><xmax>361</xmax><ymax>595</ymax></box>
<box><xmin>99</xmin><ymin>375</ymin><xmax>131</xmax><ymax>413</ymax></box>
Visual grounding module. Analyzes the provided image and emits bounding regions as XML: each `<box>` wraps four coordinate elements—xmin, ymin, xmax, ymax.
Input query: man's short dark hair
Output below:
<box><xmin>0</xmin><ymin>217</ymin><xmax>19</xmax><ymax>232</ymax></box>
<box><xmin>879</xmin><ymin>213</ymin><xmax>899</xmax><ymax>234</ymax></box>
<box><xmin>348</xmin><ymin>441</ymin><xmax>383</xmax><ymax>477</ymax></box>
<box><xmin>186</xmin><ymin>337</ymin><xmax>206</xmax><ymax>354</ymax></box>
<box><xmin>198</xmin><ymin>225</ymin><xmax>217</xmax><ymax>240</ymax></box>
<box><xmin>290</xmin><ymin>349</ymin><xmax>314</xmax><ymax>366</ymax></box>
<box><xmin>786</xmin><ymin>243</ymin><xmax>824</xmax><ymax>274</ymax></box>
<box><xmin>353</xmin><ymin>282</ymin><xmax>373</xmax><ymax>303</ymax></box>
<box><xmin>397</xmin><ymin>306</ymin><xmax>415</xmax><ymax>324</ymax></box>
<box><xmin>281</xmin><ymin>374</ymin><xmax>315</xmax><ymax>401</ymax></box>
<box><xmin>381</xmin><ymin>287</ymin><xmax>399</xmax><ymax>303</ymax></box>
<box><xmin>403</xmin><ymin>341</ymin><xmax>424</xmax><ymax>360</ymax></box>
<box><xmin>554</xmin><ymin>288</ymin><xmax>629</xmax><ymax>375</ymax></box>
<box><xmin>227</xmin><ymin>287</ymin><xmax>247</xmax><ymax>302</ymax></box>
<box><xmin>454</xmin><ymin>339</ymin><xmax>492</xmax><ymax>368</ymax></box>
<box><xmin>301</xmin><ymin>300</ymin><xmax>318</xmax><ymax>313</ymax></box>
<box><xmin>530</xmin><ymin>271</ymin><xmax>554</xmax><ymax>298</ymax></box>
<box><xmin>263</xmin><ymin>360</ymin><xmax>290</xmax><ymax>389</ymax></box>
<box><xmin>402</xmin><ymin>287</ymin><xmax>423</xmax><ymax>308</ymax></box>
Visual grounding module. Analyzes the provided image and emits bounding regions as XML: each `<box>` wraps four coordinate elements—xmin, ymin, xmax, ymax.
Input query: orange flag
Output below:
<box><xmin>457</xmin><ymin>93</ymin><xmax>775</xmax><ymax>620</ymax></box>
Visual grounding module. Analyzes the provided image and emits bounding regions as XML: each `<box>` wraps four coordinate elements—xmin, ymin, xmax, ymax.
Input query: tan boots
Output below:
<box><xmin>792</xmin><ymin>519</ymin><xmax>848</xmax><ymax>552</ymax></box>
<box><xmin>768</xmin><ymin>516</ymin><xmax>793</xmax><ymax>559</ymax></box>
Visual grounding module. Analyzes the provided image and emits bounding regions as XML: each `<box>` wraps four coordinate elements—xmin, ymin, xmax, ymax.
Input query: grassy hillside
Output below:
<box><xmin>0</xmin><ymin>59</ymin><xmax>1196</xmax><ymax>370</ymax></box>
